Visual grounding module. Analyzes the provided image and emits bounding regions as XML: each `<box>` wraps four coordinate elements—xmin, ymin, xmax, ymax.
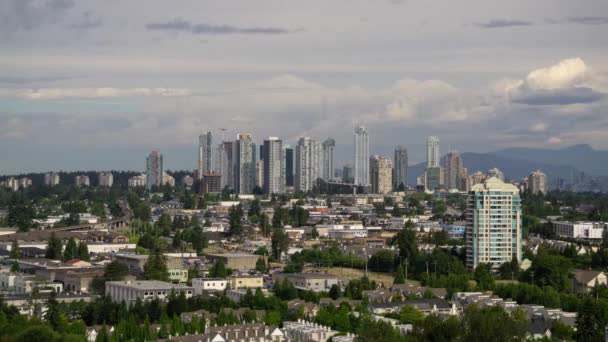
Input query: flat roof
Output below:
<box><xmin>106</xmin><ymin>280</ymin><xmax>193</xmax><ymax>290</ymax></box>
<box><xmin>206</xmin><ymin>253</ymin><xmax>259</xmax><ymax>258</ymax></box>
<box><xmin>287</xmin><ymin>273</ymin><xmax>338</xmax><ymax>279</ymax></box>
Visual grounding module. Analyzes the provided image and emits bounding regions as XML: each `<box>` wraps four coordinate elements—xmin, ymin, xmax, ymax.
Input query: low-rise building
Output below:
<box><xmin>192</xmin><ymin>278</ymin><xmax>227</xmax><ymax>295</ymax></box>
<box><xmin>553</xmin><ymin>221</ymin><xmax>605</xmax><ymax>240</ymax></box>
<box><xmin>105</xmin><ymin>280</ymin><xmax>193</xmax><ymax>305</ymax></box>
<box><xmin>574</xmin><ymin>270</ymin><xmax>608</xmax><ymax>294</ymax></box>
<box><xmin>285</xmin><ymin>273</ymin><xmax>339</xmax><ymax>292</ymax></box>
<box><xmin>206</xmin><ymin>253</ymin><xmax>265</xmax><ymax>271</ymax></box>
<box><xmin>226</xmin><ymin>288</ymin><xmax>271</xmax><ymax>303</ymax></box>
<box><xmin>228</xmin><ymin>275</ymin><xmax>264</xmax><ymax>289</ymax></box>
<box><xmin>283</xmin><ymin>320</ymin><xmax>339</xmax><ymax>342</ymax></box>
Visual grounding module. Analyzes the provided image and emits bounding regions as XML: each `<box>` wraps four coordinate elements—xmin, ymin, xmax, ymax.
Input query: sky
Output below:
<box><xmin>1</xmin><ymin>0</ymin><xmax>608</xmax><ymax>174</ymax></box>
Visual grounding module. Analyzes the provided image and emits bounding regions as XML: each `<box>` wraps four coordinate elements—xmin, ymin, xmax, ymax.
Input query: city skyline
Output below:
<box><xmin>1</xmin><ymin>1</ymin><xmax>607</xmax><ymax>174</ymax></box>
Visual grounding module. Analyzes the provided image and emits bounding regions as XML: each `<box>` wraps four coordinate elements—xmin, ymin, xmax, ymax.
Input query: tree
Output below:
<box><xmin>462</xmin><ymin>305</ymin><xmax>527</xmax><ymax>342</ymax></box>
<box><xmin>77</xmin><ymin>241</ymin><xmax>90</xmax><ymax>261</ymax></box>
<box><xmin>155</xmin><ymin>213</ymin><xmax>172</xmax><ymax>237</ymax></box>
<box><xmin>45</xmin><ymin>232</ymin><xmax>63</xmax><ymax>260</ymax></box>
<box><xmin>209</xmin><ymin>259</ymin><xmax>228</xmax><ymax>278</ymax></box>
<box><xmin>255</xmin><ymin>257</ymin><xmax>267</xmax><ymax>273</ymax></box>
<box><xmin>143</xmin><ymin>248</ymin><xmax>169</xmax><ymax>281</ymax></box>
<box><xmin>575</xmin><ymin>296</ymin><xmax>606</xmax><ymax>342</ymax></box>
<box><xmin>228</xmin><ymin>205</ymin><xmax>243</xmax><ymax>236</ymax></box>
<box><xmin>104</xmin><ymin>261</ymin><xmax>129</xmax><ymax>280</ymax></box>
<box><xmin>9</xmin><ymin>240</ymin><xmax>20</xmax><ymax>259</ymax></box>
<box><xmin>368</xmin><ymin>250</ymin><xmax>395</xmax><ymax>272</ymax></box>
<box><xmin>399</xmin><ymin>305</ymin><xmax>424</xmax><ymax>324</ymax></box>
<box><xmin>394</xmin><ymin>264</ymin><xmax>405</xmax><ymax>284</ymax></box>
<box><xmin>248</xmin><ymin>199</ymin><xmax>261</xmax><ymax>218</ymax></box>
<box><xmin>10</xmin><ymin>261</ymin><xmax>20</xmax><ymax>272</ymax></box>
<box><xmin>172</xmin><ymin>230</ymin><xmax>182</xmax><ymax>250</ymax></box>
<box><xmin>432</xmin><ymin>200</ymin><xmax>447</xmax><ymax>216</ymax></box>
<box><xmin>271</xmin><ymin>227</ymin><xmax>289</xmax><ymax>260</ymax></box>
<box><xmin>311</xmin><ymin>226</ymin><xmax>319</xmax><ymax>239</ymax></box>
<box><xmin>473</xmin><ymin>263</ymin><xmax>495</xmax><ymax>291</ymax></box>
<box><xmin>329</xmin><ymin>284</ymin><xmax>342</xmax><ymax>300</ymax></box>
<box><xmin>497</xmin><ymin>256</ymin><xmax>519</xmax><ymax>280</ymax></box>
<box><xmin>393</xmin><ymin>223</ymin><xmax>418</xmax><ymax>261</ymax></box>
<box><xmin>63</xmin><ymin>237</ymin><xmax>78</xmax><ymax>261</ymax></box>
<box><xmin>530</xmin><ymin>252</ymin><xmax>572</xmax><ymax>291</ymax></box>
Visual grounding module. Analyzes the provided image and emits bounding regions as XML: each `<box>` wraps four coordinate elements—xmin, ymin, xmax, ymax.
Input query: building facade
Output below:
<box><xmin>393</xmin><ymin>146</ymin><xmax>408</xmax><ymax>190</ymax></box>
<box><xmin>234</xmin><ymin>134</ymin><xmax>256</xmax><ymax>194</ymax></box>
<box><xmin>445</xmin><ymin>151</ymin><xmax>463</xmax><ymax>190</ymax></box>
<box><xmin>354</xmin><ymin>126</ymin><xmax>370</xmax><ymax>186</ymax></box>
<box><xmin>198</xmin><ymin>132</ymin><xmax>213</xmax><ymax>179</ymax></box>
<box><xmin>553</xmin><ymin>221</ymin><xmax>605</xmax><ymax>240</ymax></box>
<box><xmin>322</xmin><ymin>138</ymin><xmax>336</xmax><ymax>181</ymax></box>
<box><xmin>75</xmin><ymin>175</ymin><xmax>90</xmax><ymax>187</ymax></box>
<box><xmin>263</xmin><ymin>137</ymin><xmax>285</xmax><ymax>194</ymax></box>
<box><xmin>105</xmin><ymin>280</ymin><xmax>193</xmax><ymax>305</ymax></box>
<box><xmin>217</xmin><ymin>141</ymin><xmax>234</xmax><ymax>190</ymax></box>
<box><xmin>295</xmin><ymin>137</ymin><xmax>321</xmax><ymax>192</ymax></box>
<box><xmin>465</xmin><ymin>177</ymin><xmax>522</xmax><ymax>271</ymax></box>
<box><xmin>426</xmin><ymin>136</ymin><xmax>440</xmax><ymax>169</ymax></box>
<box><xmin>146</xmin><ymin>150</ymin><xmax>163</xmax><ymax>190</ymax></box>
<box><xmin>45</xmin><ymin>172</ymin><xmax>60</xmax><ymax>187</ymax></box>
<box><xmin>527</xmin><ymin>170</ymin><xmax>547</xmax><ymax>195</ymax></box>
<box><xmin>370</xmin><ymin>155</ymin><xmax>393</xmax><ymax>194</ymax></box>
<box><xmin>98</xmin><ymin>172</ymin><xmax>113</xmax><ymax>187</ymax></box>
<box><xmin>285</xmin><ymin>147</ymin><xmax>294</xmax><ymax>187</ymax></box>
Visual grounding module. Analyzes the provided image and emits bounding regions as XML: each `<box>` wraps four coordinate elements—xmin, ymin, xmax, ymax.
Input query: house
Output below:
<box><xmin>285</xmin><ymin>273</ymin><xmax>339</xmax><ymax>292</ymax></box>
<box><xmin>526</xmin><ymin>315</ymin><xmax>553</xmax><ymax>340</ymax></box>
<box><xmin>169</xmin><ymin>323</ymin><xmax>285</xmax><ymax>342</ymax></box>
<box><xmin>192</xmin><ymin>278</ymin><xmax>227</xmax><ymax>295</ymax></box>
<box><xmin>574</xmin><ymin>270</ymin><xmax>607</xmax><ymax>294</ymax></box>
<box><xmin>287</xmin><ymin>299</ymin><xmax>319</xmax><ymax>317</ymax></box>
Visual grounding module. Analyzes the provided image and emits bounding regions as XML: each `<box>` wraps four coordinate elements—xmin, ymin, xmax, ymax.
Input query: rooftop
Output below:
<box><xmin>106</xmin><ymin>280</ymin><xmax>193</xmax><ymax>290</ymax></box>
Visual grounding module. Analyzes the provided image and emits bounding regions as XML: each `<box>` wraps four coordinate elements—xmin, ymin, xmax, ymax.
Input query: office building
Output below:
<box><xmin>426</xmin><ymin>167</ymin><xmax>441</xmax><ymax>191</ymax></box>
<box><xmin>217</xmin><ymin>141</ymin><xmax>234</xmax><ymax>190</ymax></box>
<box><xmin>285</xmin><ymin>273</ymin><xmax>339</xmax><ymax>292</ymax></box>
<box><xmin>342</xmin><ymin>165</ymin><xmax>353</xmax><ymax>183</ymax></box>
<box><xmin>322</xmin><ymin>138</ymin><xmax>336</xmax><ymax>181</ymax></box>
<box><xmin>445</xmin><ymin>151</ymin><xmax>463</xmax><ymax>190</ymax></box>
<box><xmin>202</xmin><ymin>173</ymin><xmax>221</xmax><ymax>193</ymax></box>
<box><xmin>426</xmin><ymin>136</ymin><xmax>440</xmax><ymax>168</ymax></box>
<box><xmin>44</xmin><ymin>172</ymin><xmax>60</xmax><ymax>187</ymax></box>
<box><xmin>75</xmin><ymin>175</ymin><xmax>90</xmax><ymax>187</ymax></box>
<box><xmin>285</xmin><ymin>147</ymin><xmax>294</xmax><ymax>187</ymax></box>
<box><xmin>354</xmin><ymin>126</ymin><xmax>370</xmax><ymax>186</ymax></box>
<box><xmin>461</xmin><ymin>168</ymin><xmax>471</xmax><ymax>192</ymax></box>
<box><xmin>18</xmin><ymin>177</ymin><xmax>32</xmax><ymax>189</ymax></box>
<box><xmin>465</xmin><ymin>177</ymin><xmax>522</xmax><ymax>271</ymax></box>
<box><xmin>234</xmin><ymin>134</ymin><xmax>256</xmax><ymax>194</ymax></box>
<box><xmin>295</xmin><ymin>137</ymin><xmax>321</xmax><ymax>192</ymax></box>
<box><xmin>393</xmin><ymin>146</ymin><xmax>408</xmax><ymax>190</ymax></box>
<box><xmin>192</xmin><ymin>278</ymin><xmax>227</xmax><ymax>295</ymax></box>
<box><xmin>2</xmin><ymin>178</ymin><xmax>19</xmax><ymax>192</ymax></box>
<box><xmin>198</xmin><ymin>132</ymin><xmax>214</xmax><ymax>180</ymax></box>
<box><xmin>527</xmin><ymin>170</ymin><xmax>547</xmax><ymax>195</ymax></box>
<box><xmin>256</xmin><ymin>160</ymin><xmax>264</xmax><ymax>189</ymax></box>
<box><xmin>470</xmin><ymin>171</ymin><xmax>486</xmax><ymax>186</ymax></box>
<box><xmin>370</xmin><ymin>155</ymin><xmax>393</xmax><ymax>194</ymax></box>
<box><xmin>263</xmin><ymin>137</ymin><xmax>285</xmax><ymax>194</ymax></box>
<box><xmin>487</xmin><ymin>168</ymin><xmax>505</xmax><ymax>182</ymax></box>
<box><xmin>182</xmin><ymin>175</ymin><xmax>194</xmax><ymax>188</ymax></box>
<box><xmin>98</xmin><ymin>172</ymin><xmax>113</xmax><ymax>187</ymax></box>
<box><xmin>105</xmin><ymin>280</ymin><xmax>193</xmax><ymax>305</ymax></box>
<box><xmin>146</xmin><ymin>150</ymin><xmax>163</xmax><ymax>190</ymax></box>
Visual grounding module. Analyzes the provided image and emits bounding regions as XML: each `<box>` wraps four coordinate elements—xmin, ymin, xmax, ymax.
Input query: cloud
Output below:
<box><xmin>568</xmin><ymin>17</ymin><xmax>608</xmax><ymax>25</ymax></box>
<box><xmin>0</xmin><ymin>75</ymin><xmax>76</xmax><ymax>85</ymax></box>
<box><xmin>68</xmin><ymin>11</ymin><xmax>102</xmax><ymax>30</ymax></box>
<box><xmin>0</xmin><ymin>0</ymin><xmax>75</xmax><ymax>33</ymax></box>
<box><xmin>0</xmin><ymin>87</ymin><xmax>191</xmax><ymax>99</ymax></box>
<box><xmin>505</xmin><ymin>58</ymin><xmax>605</xmax><ymax>105</ymax></box>
<box><xmin>146</xmin><ymin>18</ymin><xmax>292</xmax><ymax>35</ymax></box>
<box><xmin>474</xmin><ymin>19</ymin><xmax>533</xmax><ymax>28</ymax></box>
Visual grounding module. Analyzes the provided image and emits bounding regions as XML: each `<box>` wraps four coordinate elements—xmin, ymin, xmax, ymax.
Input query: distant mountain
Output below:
<box><xmin>408</xmin><ymin>152</ymin><xmax>576</xmax><ymax>185</ymax></box>
<box><xmin>493</xmin><ymin>144</ymin><xmax>608</xmax><ymax>176</ymax></box>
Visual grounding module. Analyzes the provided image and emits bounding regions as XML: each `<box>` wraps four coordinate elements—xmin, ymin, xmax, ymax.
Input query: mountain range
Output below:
<box><xmin>407</xmin><ymin>144</ymin><xmax>608</xmax><ymax>187</ymax></box>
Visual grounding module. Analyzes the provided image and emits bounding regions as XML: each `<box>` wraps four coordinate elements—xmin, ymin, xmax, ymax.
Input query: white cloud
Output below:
<box><xmin>0</xmin><ymin>87</ymin><xmax>191</xmax><ymax>99</ymax></box>
<box><xmin>525</xmin><ymin>58</ymin><xmax>589</xmax><ymax>90</ymax></box>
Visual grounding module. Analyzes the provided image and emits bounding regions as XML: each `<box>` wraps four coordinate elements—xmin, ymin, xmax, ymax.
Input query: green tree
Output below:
<box><xmin>462</xmin><ymin>305</ymin><xmax>527</xmax><ymax>342</ymax></box>
<box><xmin>393</xmin><ymin>264</ymin><xmax>405</xmax><ymax>284</ymax></box>
<box><xmin>45</xmin><ymin>232</ymin><xmax>64</xmax><ymax>260</ymax></box>
<box><xmin>311</xmin><ymin>226</ymin><xmax>319</xmax><ymax>239</ymax></box>
<box><xmin>63</xmin><ymin>237</ymin><xmax>78</xmax><ymax>261</ymax></box>
<box><xmin>432</xmin><ymin>200</ymin><xmax>447</xmax><ymax>216</ymax></box>
<box><xmin>9</xmin><ymin>240</ymin><xmax>20</xmax><ymax>259</ymax></box>
<box><xmin>209</xmin><ymin>259</ymin><xmax>228</xmax><ymax>278</ymax></box>
<box><xmin>271</xmin><ymin>227</ymin><xmax>289</xmax><ymax>260</ymax></box>
<box><xmin>77</xmin><ymin>241</ymin><xmax>90</xmax><ymax>261</ymax></box>
<box><xmin>228</xmin><ymin>204</ymin><xmax>243</xmax><ymax>236</ymax></box>
<box><xmin>473</xmin><ymin>263</ymin><xmax>495</xmax><ymax>291</ymax></box>
<box><xmin>329</xmin><ymin>284</ymin><xmax>342</xmax><ymax>300</ymax></box>
<box><xmin>155</xmin><ymin>213</ymin><xmax>172</xmax><ymax>237</ymax></box>
<box><xmin>255</xmin><ymin>257</ymin><xmax>267</xmax><ymax>273</ymax></box>
<box><xmin>143</xmin><ymin>248</ymin><xmax>169</xmax><ymax>281</ymax></box>
<box><xmin>399</xmin><ymin>305</ymin><xmax>424</xmax><ymax>324</ymax></box>
<box><xmin>393</xmin><ymin>222</ymin><xmax>418</xmax><ymax>261</ymax></box>
<box><xmin>575</xmin><ymin>296</ymin><xmax>607</xmax><ymax>342</ymax></box>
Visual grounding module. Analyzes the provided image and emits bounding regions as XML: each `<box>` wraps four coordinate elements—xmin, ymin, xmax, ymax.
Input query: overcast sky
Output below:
<box><xmin>1</xmin><ymin>0</ymin><xmax>607</xmax><ymax>174</ymax></box>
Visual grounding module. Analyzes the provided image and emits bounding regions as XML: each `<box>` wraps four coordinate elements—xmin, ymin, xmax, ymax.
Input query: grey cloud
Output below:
<box><xmin>0</xmin><ymin>75</ymin><xmax>77</xmax><ymax>85</ymax></box>
<box><xmin>474</xmin><ymin>19</ymin><xmax>533</xmax><ymax>28</ymax></box>
<box><xmin>511</xmin><ymin>87</ymin><xmax>603</xmax><ymax>105</ymax></box>
<box><xmin>0</xmin><ymin>0</ymin><xmax>74</xmax><ymax>33</ymax></box>
<box><xmin>68</xmin><ymin>11</ymin><xmax>103</xmax><ymax>30</ymax></box>
<box><xmin>567</xmin><ymin>17</ymin><xmax>608</xmax><ymax>25</ymax></box>
<box><xmin>146</xmin><ymin>18</ymin><xmax>291</xmax><ymax>35</ymax></box>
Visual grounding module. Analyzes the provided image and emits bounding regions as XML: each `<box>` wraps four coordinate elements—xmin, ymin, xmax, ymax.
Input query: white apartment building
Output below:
<box><xmin>283</xmin><ymin>320</ymin><xmax>339</xmax><ymax>342</ymax></box>
<box><xmin>45</xmin><ymin>172</ymin><xmax>60</xmax><ymax>187</ymax></box>
<box><xmin>98</xmin><ymin>172</ymin><xmax>114</xmax><ymax>187</ymax></box>
<box><xmin>105</xmin><ymin>280</ymin><xmax>193</xmax><ymax>305</ymax></box>
<box><xmin>354</xmin><ymin>126</ymin><xmax>370</xmax><ymax>186</ymax></box>
<box><xmin>263</xmin><ymin>137</ymin><xmax>285</xmax><ymax>194</ymax></box>
<box><xmin>128</xmin><ymin>174</ymin><xmax>146</xmax><ymax>188</ymax></box>
<box><xmin>192</xmin><ymin>278</ymin><xmax>227</xmax><ymax>295</ymax></box>
<box><xmin>296</xmin><ymin>137</ymin><xmax>321</xmax><ymax>192</ymax></box>
<box><xmin>553</xmin><ymin>221</ymin><xmax>605</xmax><ymax>240</ymax></box>
<box><xmin>75</xmin><ymin>175</ymin><xmax>90</xmax><ymax>187</ymax></box>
